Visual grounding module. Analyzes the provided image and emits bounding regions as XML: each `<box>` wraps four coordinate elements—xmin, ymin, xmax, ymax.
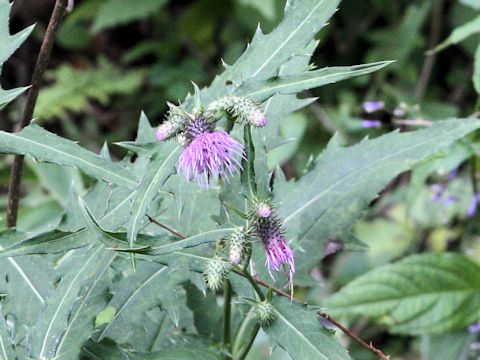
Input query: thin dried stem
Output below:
<box><xmin>6</xmin><ymin>0</ymin><xmax>69</xmax><ymax>227</ymax></box>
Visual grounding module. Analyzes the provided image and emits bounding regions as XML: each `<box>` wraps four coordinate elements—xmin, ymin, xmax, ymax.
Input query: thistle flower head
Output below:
<box><xmin>179</xmin><ymin>117</ymin><xmax>244</xmax><ymax>188</ymax></box>
<box><xmin>229</xmin><ymin>226</ymin><xmax>249</xmax><ymax>265</ymax></box>
<box><xmin>156</xmin><ymin>122</ymin><xmax>175</xmax><ymax>141</ymax></box>
<box><xmin>204</xmin><ymin>256</ymin><xmax>231</xmax><ymax>291</ymax></box>
<box><xmin>208</xmin><ymin>96</ymin><xmax>267</xmax><ymax>127</ymax></box>
<box><xmin>253</xmin><ymin>301</ymin><xmax>275</xmax><ymax>326</ymax></box>
<box><xmin>255</xmin><ymin>203</ymin><xmax>272</xmax><ymax>218</ymax></box>
<box><xmin>253</xmin><ymin>217</ymin><xmax>295</xmax><ymax>283</ymax></box>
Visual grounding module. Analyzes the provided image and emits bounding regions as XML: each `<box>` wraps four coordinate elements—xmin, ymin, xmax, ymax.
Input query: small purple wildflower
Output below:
<box><xmin>469</xmin><ymin>322</ymin><xmax>480</xmax><ymax>333</ymax></box>
<box><xmin>178</xmin><ymin>118</ymin><xmax>244</xmax><ymax>188</ymax></box>
<box><xmin>441</xmin><ymin>194</ymin><xmax>458</xmax><ymax>205</ymax></box>
<box><xmin>363</xmin><ymin>101</ymin><xmax>385</xmax><ymax>113</ymax></box>
<box><xmin>467</xmin><ymin>193</ymin><xmax>480</xmax><ymax>218</ymax></box>
<box><xmin>431</xmin><ymin>183</ymin><xmax>444</xmax><ymax>202</ymax></box>
<box><xmin>448</xmin><ymin>168</ymin><xmax>458</xmax><ymax>181</ymax></box>
<box><xmin>361</xmin><ymin>120</ymin><xmax>382</xmax><ymax>128</ymax></box>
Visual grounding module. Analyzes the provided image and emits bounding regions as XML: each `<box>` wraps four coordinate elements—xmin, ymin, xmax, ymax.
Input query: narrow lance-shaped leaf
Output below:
<box><xmin>128</xmin><ymin>145</ymin><xmax>179</xmax><ymax>248</ymax></box>
<box><xmin>325</xmin><ymin>253</ymin><xmax>480</xmax><ymax>335</ymax></box>
<box><xmin>238</xmin><ymin>61</ymin><xmax>393</xmax><ymax>102</ymax></box>
<box><xmin>275</xmin><ymin>118</ymin><xmax>480</xmax><ymax>281</ymax></box>
<box><xmin>433</xmin><ymin>14</ymin><xmax>480</xmax><ymax>53</ymax></box>
<box><xmin>0</xmin><ymin>124</ymin><xmax>138</xmax><ymax>188</ymax></box>
<box><xmin>264</xmin><ymin>297</ymin><xmax>352</xmax><ymax>360</ymax></box>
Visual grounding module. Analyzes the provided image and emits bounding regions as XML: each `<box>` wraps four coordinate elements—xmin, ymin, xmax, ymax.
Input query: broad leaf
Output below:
<box><xmin>326</xmin><ymin>253</ymin><xmax>480</xmax><ymax>335</ymax></box>
<box><xmin>0</xmin><ymin>0</ymin><xmax>34</xmax><ymax>107</ymax></box>
<box><xmin>264</xmin><ymin>297</ymin><xmax>352</xmax><ymax>360</ymax></box>
<box><xmin>275</xmin><ymin>119</ymin><xmax>480</xmax><ymax>282</ymax></box>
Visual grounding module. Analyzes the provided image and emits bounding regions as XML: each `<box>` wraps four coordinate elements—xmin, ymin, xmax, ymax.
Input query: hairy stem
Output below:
<box><xmin>7</xmin><ymin>0</ymin><xmax>68</xmax><ymax>227</ymax></box>
<box><xmin>223</xmin><ymin>280</ymin><xmax>232</xmax><ymax>359</ymax></box>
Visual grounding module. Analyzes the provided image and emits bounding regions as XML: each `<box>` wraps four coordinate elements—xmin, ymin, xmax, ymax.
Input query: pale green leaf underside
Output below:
<box><xmin>326</xmin><ymin>253</ymin><xmax>480</xmax><ymax>335</ymax></box>
<box><xmin>0</xmin><ymin>124</ymin><xmax>138</xmax><ymax>189</ymax></box>
<box><xmin>265</xmin><ymin>297</ymin><xmax>352</xmax><ymax>360</ymax></box>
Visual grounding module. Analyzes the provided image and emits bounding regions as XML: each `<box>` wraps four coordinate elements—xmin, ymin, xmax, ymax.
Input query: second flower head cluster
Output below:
<box><xmin>156</xmin><ymin>96</ymin><xmax>267</xmax><ymax>189</ymax></box>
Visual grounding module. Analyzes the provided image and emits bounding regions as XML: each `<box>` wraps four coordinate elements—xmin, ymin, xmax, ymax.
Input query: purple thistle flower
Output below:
<box><xmin>249</xmin><ymin>109</ymin><xmax>268</xmax><ymax>127</ymax></box>
<box><xmin>363</xmin><ymin>101</ymin><xmax>385</xmax><ymax>113</ymax></box>
<box><xmin>178</xmin><ymin>118</ymin><xmax>244</xmax><ymax>188</ymax></box>
<box><xmin>469</xmin><ymin>322</ymin><xmax>480</xmax><ymax>333</ymax></box>
<box><xmin>361</xmin><ymin>120</ymin><xmax>382</xmax><ymax>128</ymax></box>
<box><xmin>254</xmin><ymin>217</ymin><xmax>295</xmax><ymax>283</ymax></box>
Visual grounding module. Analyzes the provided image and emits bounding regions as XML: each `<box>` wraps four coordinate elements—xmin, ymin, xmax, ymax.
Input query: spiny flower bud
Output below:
<box><xmin>207</xmin><ymin>96</ymin><xmax>267</xmax><ymax>127</ymax></box>
<box><xmin>255</xmin><ymin>203</ymin><xmax>272</xmax><ymax>218</ymax></box>
<box><xmin>229</xmin><ymin>227</ymin><xmax>248</xmax><ymax>265</ymax></box>
<box><xmin>156</xmin><ymin>102</ymin><xmax>190</xmax><ymax>141</ymax></box>
<box><xmin>253</xmin><ymin>301</ymin><xmax>275</xmax><ymax>326</ymax></box>
<box><xmin>203</xmin><ymin>256</ymin><xmax>231</xmax><ymax>291</ymax></box>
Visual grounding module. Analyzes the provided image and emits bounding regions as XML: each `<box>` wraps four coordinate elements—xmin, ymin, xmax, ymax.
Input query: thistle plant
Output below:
<box><xmin>1</xmin><ymin>1</ymin><xmax>480</xmax><ymax>360</ymax></box>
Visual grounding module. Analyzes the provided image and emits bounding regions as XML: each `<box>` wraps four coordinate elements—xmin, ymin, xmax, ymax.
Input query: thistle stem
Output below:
<box><xmin>235</xmin><ymin>323</ymin><xmax>260</xmax><ymax>360</ymax></box>
<box><xmin>223</xmin><ymin>280</ymin><xmax>232</xmax><ymax>359</ymax></box>
<box><xmin>232</xmin><ymin>310</ymin><xmax>255</xmax><ymax>357</ymax></box>
<box><xmin>6</xmin><ymin>0</ymin><xmax>69</xmax><ymax>227</ymax></box>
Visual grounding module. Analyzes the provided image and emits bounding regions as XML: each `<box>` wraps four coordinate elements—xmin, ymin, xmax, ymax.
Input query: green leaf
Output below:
<box><xmin>276</xmin><ymin>119</ymin><xmax>480</xmax><ymax>281</ymax></box>
<box><xmin>264</xmin><ymin>297</ymin><xmax>351</xmax><ymax>360</ymax></box>
<box><xmin>0</xmin><ymin>124</ymin><xmax>138</xmax><ymax>188</ymax></box>
<box><xmin>34</xmin><ymin>58</ymin><xmax>143</xmax><ymax>120</ymax></box>
<box><xmin>238</xmin><ymin>61</ymin><xmax>393</xmax><ymax>101</ymax></box>
<box><xmin>325</xmin><ymin>253</ymin><xmax>480</xmax><ymax>335</ymax></box>
<box><xmin>29</xmin><ymin>245</ymin><xmax>114</xmax><ymax>359</ymax></box>
<box><xmin>198</xmin><ymin>0</ymin><xmax>341</xmax><ymax>103</ymax></box>
<box><xmin>53</xmin><ymin>251</ymin><xmax>116</xmax><ymax>360</ymax></box>
<box><xmin>433</xmin><ymin>14</ymin><xmax>480</xmax><ymax>53</ymax></box>
<box><xmin>128</xmin><ymin>145</ymin><xmax>179</xmax><ymax>248</ymax></box>
<box><xmin>0</xmin><ymin>0</ymin><xmax>34</xmax><ymax>107</ymax></box>
<box><xmin>95</xmin><ymin>261</ymin><xmax>190</xmax><ymax>344</ymax></box>
<box><xmin>0</xmin><ymin>307</ymin><xmax>14</xmax><ymax>360</ymax></box>
<box><xmin>474</xmin><ymin>44</ymin><xmax>480</xmax><ymax>95</ymax></box>
<box><xmin>92</xmin><ymin>0</ymin><xmax>169</xmax><ymax>33</ymax></box>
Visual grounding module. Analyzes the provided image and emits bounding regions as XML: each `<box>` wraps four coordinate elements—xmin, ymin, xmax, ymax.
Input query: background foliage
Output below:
<box><xmin>1</xmin><ymin>0</ymin><xmax>480</xmax><ymax>359</ymax></box>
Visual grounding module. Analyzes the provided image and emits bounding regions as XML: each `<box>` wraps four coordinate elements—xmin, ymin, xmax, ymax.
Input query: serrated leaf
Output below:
<box><xmin>238</xmin><ymin>61</ymin><xmax>393</xmax><ymax>101</ymax></box>
<box><xmin>326</xmin><ymin>253</ymin><xmax>480</xmax><ymax>335</ymax></box>
<box><xmin>198</xmin><ymin>0</ymin><xmax>341</xmax><ymax>103</ymax></box>
<box><xmin>0</xmin><ymin>0</ymin><xmax>34</xmax><ymax>107</ymax></box>
<box><xmin>0</xmin><ymin>124</ymin><xmax>138</xmax><ymax>188</ymax></box>
<box><xmin>30</xmin><ymin>245</ymin><xmax>113</xmax><ymax>359</ymax></box>
<box><xmin>264</xmin><ymin>297</ymin><xmax>352</xmax><ymax>360</ymax></box>
<box><xmin>128</xmin><ymin>145</ymin><xmax>179</xmax><ymax>248</ymax></box>
<box><xmin>276</xmin><ymin>119</ymin><xmax>480</xmax><ymax>282</ymax></box>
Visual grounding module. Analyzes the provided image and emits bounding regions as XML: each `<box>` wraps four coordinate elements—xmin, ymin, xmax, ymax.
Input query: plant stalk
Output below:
<box><xmin>6</xmin><ymin>0</ymin><xmax>68</xmax><ymax>227</ymax></box>
<box><xmin>223</xmin><ymin>280</ymin><xmax>232</xmax><ymax>359</ymax></box>
<box><xmin>235</xmin><ymin>323</ymin><xmax>260</xmax><ymax>360</ymax></box>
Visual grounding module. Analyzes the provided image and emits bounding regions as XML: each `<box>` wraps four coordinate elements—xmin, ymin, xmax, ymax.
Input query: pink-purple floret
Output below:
<box><xmin>264</xmin><ymin>234</ymin><xmax>295</xmax><ymax>280</ymax></box>
<box><xmin>156</xmin><ymin>123</ymin><xmax>172</xmax><ymax>141</ymax></box>
<box><xmin>179</xmin><ymin>130</ymin><xmax>244</xmax><ymax>188</ymax></box>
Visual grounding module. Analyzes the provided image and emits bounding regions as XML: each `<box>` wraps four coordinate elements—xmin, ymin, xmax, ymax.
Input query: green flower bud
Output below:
<box><xmin>253</xmin><ymin>301</ymin><xmax>275</xmax><ymax>326</ymax></box>
<box><xmin>203</xmin><ymin>256</ymin><xmax>231</xmax><ymax>291</ymax></box>
<box><xmin>229</xmin><ymin>226</ymin><xmax>248</xmax><ymax>265</ymax></box>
